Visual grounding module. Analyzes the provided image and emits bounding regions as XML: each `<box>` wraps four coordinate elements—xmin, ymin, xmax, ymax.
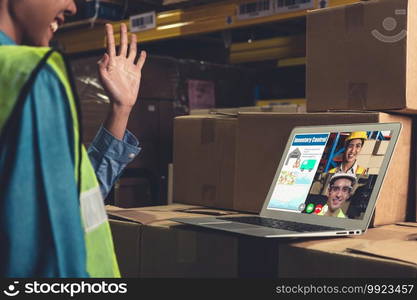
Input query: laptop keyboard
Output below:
<box><xmin>217</xmin><ymin>216</ymin><xmax>342</xmax><ymax>233</ymax></box>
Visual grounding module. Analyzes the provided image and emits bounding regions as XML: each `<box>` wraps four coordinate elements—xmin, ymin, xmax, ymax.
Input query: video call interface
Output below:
<box><xmin>267</xmin><ymin>130</ymin><xmax>393</xmax><ymax>220</ymax></box>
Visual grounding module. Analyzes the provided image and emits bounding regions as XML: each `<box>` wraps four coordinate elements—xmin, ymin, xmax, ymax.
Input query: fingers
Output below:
<box><xmin>136</xmin><ymin>50</ymin><xmax>147</xmax><ymax>70</ymax></box>
<box><xmin>98</xmin><ymin>53</ymin><xmax>110</xmax><ymax>73</ymax></box>
<box><xmin>119</xmin><ymin>23</ymin><xmax>128</xmax><ymax>57</ymax></box>
<box><xmin>128</xmin><ymin>33</ymin><xmax>137</xmax><ymax>62</ymax></box>
<box><xmin>105</xmin><ymin>24</ymin><xmax>116</xmax><ymax>58</ymax></box>
<box><xmin>106</xmin><ymin>22</ymin><xmax>147</xmax><ymax>71</ymax></box>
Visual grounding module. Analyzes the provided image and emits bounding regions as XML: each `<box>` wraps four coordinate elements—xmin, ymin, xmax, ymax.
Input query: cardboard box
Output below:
<box><xmin>107</xmin><ymin>204</ymin><xmax>279</xmax><ymax>278</ymax></box>
<box><xmin>359</xmin><ymin>140</ymin><xmax>377</xmax><ymax>155</ymax></box>
<box><xmin>307</xmin><ymin>0</ymin><xmax>417</xmax><ymax>113</ymax></box>
<box><xmin>189</xmin><ymin>104</ymin><xmax>303</xmax><ymax>115</ymax></box>
<box><xmin>368</xmin><ymin>168</ymin><xmax>380</xmax><ymax>175</ymax></box>
<box><xmin>108</xmin><ymin>204</ymin><xmax>208</xmax><ymax>278</ymax></box>
<box><xmin>113</xmin><ymin>177</ymin><xmax>152</xmax><ymax>208</ymax></box>
<box><xmin>374</xmin><ymin>140</ymin><xmax>390</xmax><ymax>155</ymax></box>
<box><xmin>79</xmin><ymin>98</ymin><xmax>183</xmax><ymax>205</ymax></box>
<box><xmin>173</xmin><ymin>115</ymin><xmax>237</xmax><ymax>209</ymax></box>
<box><xmin>140</xmin><ymin>55</ymin><xmax>255</xmax><ymax>109</ymax></box>
<box><xmin>413</xmin><ymin>117</ymin><xmax>417</xmax><ymax>222</ymax></box>
<box><xmin>356</xmin><ymin>154</ymin><xmax>372</xmax><ymax>167</ymax></box>
<box><xmin>109</xmin><ymin>205</ymin><xmax>417</xmax><ymax>278</ymax></box>
<box><xmin>278</xmin><ymin>223</ymin><xmax>417</xmax><ymax>277</ymax></box>
<box><xmin>234</xmin><ymin>112</ymin><xmax>412</xmax><ymax>226</ymax></box>
<box><xmin>369</xmin><ymin>155</ymin><xmax>385</xmax><ymax>168</ymax></box>
<box><xmin>140</xmin><ymin>219</ymin><xmax>280</xmax><ymax>278</ymax></box>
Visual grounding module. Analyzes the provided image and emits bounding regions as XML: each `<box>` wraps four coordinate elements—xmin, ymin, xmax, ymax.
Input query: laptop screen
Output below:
<box><xmin>267</xmin><ymin>130</ymin><xmax>393</xmax><ymax>220</ymax></box>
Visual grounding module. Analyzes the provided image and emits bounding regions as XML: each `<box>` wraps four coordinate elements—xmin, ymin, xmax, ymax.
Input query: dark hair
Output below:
<box><xmin>345</xmin><ymin>138</ymin><xmax>365</xmax><ymax>147</ymax></box>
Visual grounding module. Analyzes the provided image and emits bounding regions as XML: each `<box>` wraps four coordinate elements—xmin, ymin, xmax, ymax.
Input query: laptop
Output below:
<box><xmin>172</xmin><ymin>122</ymin><xmax>402</xmax><ymax>238</ymax></box>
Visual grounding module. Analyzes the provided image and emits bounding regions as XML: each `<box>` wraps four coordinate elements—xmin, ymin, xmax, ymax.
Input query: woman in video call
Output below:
<box><xmin>329</xmin><ymin>131</ymin><xmax>368</xmax><ymax>175</ymax></box>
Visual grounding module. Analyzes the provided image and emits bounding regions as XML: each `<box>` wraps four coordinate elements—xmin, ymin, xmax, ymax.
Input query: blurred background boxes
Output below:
<box><xmin>307</xmin><ymin>0</ymin><xmax>417</xmax><ymax>113</ymax></box>
<box><xmin>173</xmin><ymin>115</ymin><xmax>237</xmax><ymax>209</ymax></box>
<box><xmin>359</xmin><ymin>140</ymin><xmax>377</xmax><ymax>156</ymax></box>
<box><xmin>71</xmin><ymin>54</ymin><xmax>256</xmax><ymax>206</ymax></box>
<box><xmin>107</xmin><ymin>204</ymin><xmax>280</xmax><ymax>278</ymax></box>
<box><xmin>356</xmin><ymin>154</ymin><xmax>371</xmax><ymax>167</ymax></box>
<box><xmin>172</xmin><ymin>105</ymin><xmax>303</xmax><ymax>210</ymax></box>
<box><xmin>113</xmin><ymin>177</ymin><xmax>153</xmax><ymax>208</ymax></box>
<box><xmin>368</xmin><ymin>156</ymin><xmax>385</xmax><ymax>168</ymax></box>
<box><xmin>278</xmin><ymin>223</ymin><xmax>417</xmax><ymax>278</ymax></box>
<box><xmin>374</xmin><ymin>140</ymin><xmax>389</xmax><ymax>155</ymax></box>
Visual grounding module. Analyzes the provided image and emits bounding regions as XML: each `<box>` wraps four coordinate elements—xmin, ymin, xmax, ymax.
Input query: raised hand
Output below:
<box><xmin>98</xmin><ymin>23</ymin><xmax>147</xmax><ymax>140</ymax></box>
<box><xmin>98</xmin><ymin>23</ymin><xmax>146</xmax><ymax>109</ymax></box>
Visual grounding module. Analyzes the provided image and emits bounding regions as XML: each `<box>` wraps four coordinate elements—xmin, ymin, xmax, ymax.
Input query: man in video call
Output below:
<box><xmin>329</xmin><ymin>131</ymin><xmax>368</xmax><ymax>175</ymax></box>
<box><xmin>317</xmin><ymin>173</ymin><xmax>357</xmax><ymax>218</ymax></box>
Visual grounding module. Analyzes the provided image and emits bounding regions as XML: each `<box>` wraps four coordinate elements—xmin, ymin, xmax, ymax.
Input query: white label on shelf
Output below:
<box><xmin>130</xmin><ymin>11</ymin><xmax>156</xmax><ymax>33</ymax></box>
<box><xmin>275</xmin><ymin>0</ymin><xmax>315</xmax><ymax>14</ymax></box>
<box><xmin>237</xmin><ymin>0</ymin><xmax>274</xmax><ymax>20</ymax></box>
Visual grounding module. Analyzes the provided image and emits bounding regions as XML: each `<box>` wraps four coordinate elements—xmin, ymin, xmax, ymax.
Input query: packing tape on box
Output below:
<box><xmin>202</xmin><ymin>184</ymin><xmax>216</xmax><ymax>203</ymax></box>
<box><xmin>201</xmin><ymin>118</ymin><xmax>215</xmax><ymax>144</ymax></box>
<box><xmin>345</xmin><ymin>3</ymin><xmax>367</xmax><ymax>110</ymax></box>
<box><xmin>345</xmin><ymin>2</ymin><xmax>364</xmax><ymax>32</ymax></box>
<box><xmin>348</xmin><ymin>82</ymin><xmax>368</xmax><ymax>109</ymax></box>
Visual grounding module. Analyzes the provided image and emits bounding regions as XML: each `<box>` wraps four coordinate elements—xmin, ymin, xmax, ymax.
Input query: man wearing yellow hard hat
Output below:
<box><xmin>329</xmin><ymin>131</ymin><xmax>368</xmax><ymax>175</ymax></box>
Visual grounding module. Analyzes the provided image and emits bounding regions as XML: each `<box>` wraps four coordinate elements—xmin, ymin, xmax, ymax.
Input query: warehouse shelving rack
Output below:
<box><xmin>55</xmin><ymin>0</ymin><xmax>361</xmax><ymax>54</ymax></box>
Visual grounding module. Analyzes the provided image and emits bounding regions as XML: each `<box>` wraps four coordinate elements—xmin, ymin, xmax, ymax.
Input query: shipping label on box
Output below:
<box><xmin>275</xmin><ymin>0</ymin><xmax>315</xmax><ymax>14</ymax></box>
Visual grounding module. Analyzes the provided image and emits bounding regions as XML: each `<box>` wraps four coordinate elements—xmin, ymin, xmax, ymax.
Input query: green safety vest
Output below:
<box><xmin>0</xmin><ymin>46</ymin><xmax>120</xmax><ymax>277</ymax></box>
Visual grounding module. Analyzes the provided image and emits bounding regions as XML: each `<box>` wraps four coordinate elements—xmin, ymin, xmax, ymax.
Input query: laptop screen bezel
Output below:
<box><xmin>259</xmin><ymin>122</ymin><xmax>402</xmax><ymax>231</ymax></box>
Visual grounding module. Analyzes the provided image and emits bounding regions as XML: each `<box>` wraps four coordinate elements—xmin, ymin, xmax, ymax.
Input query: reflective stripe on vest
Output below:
<box><xmin>0</xmin><ymin>46</ymin><xmax>120</xmax><ymax>277</ymax></box>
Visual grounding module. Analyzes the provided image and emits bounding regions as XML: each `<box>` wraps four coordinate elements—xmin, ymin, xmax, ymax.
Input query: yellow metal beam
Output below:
<box><xmin>231</xmin><ymin>35</ymin><xmax>305</xmax><ymax>53</ymax></box>
<box><xmin>277</xmin><ymin>56</ymin><xmax>306</xmax><ymax>67</ymax></box>
<box><xmin>55</xmin><ymin>0</ymin><xmax>362</xmax><ymax>54</ymax></box>
<box><xmin>230</xmin><ymin>45</ymin><xmax>305</xmax><ymax>63</ymax></box>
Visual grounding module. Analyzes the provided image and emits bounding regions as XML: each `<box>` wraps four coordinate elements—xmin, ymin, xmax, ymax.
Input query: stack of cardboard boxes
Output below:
<box><xmin>173</xmin><ymin>0</ymin><xmax>416</xmax><ymax>225</ymax></box>
<box><xmin>72</xmin><ymin>54</ymin><xmax>255</xmax><ymax>206</ymax></box>
<box><xmin>108</xmin><ymin>0</ymin><xmax>417</xmax><ymax>277</ymax></box>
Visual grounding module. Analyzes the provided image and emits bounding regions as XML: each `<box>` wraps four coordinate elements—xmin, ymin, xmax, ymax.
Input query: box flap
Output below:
<box><xmin>287</xmin><ymin>224</ymin><xmax>417</xmax><ymax>266</ymax></box>
<box><xmin>347</xmin><ymin>239</ymin><xmax>417</xmax><ymax>266</ymax></box>
<box><xmin>396</xmin><ymin>222</ymin><xmax>417</xmax><ymax>228</ymax></box>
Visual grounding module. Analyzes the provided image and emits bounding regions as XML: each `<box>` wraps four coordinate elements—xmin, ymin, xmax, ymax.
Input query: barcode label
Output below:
<box><xmin>275</xmin><ymin>0</ymin><xmax>315</xmax><ymax>13</ymax></box>
<box><xmin>237</xmin><ymin>0</ymin><xmax>274</xmax><ymax>20</ymax></box>
<box><xmin>130</xmin><ymin>11</ymin><xmax>156</xmax><ymax>32</ymax></box>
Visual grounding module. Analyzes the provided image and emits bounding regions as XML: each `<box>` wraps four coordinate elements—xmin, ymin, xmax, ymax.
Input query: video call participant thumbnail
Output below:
<box><xmin>317</xmin><ymin>173</ymin><xmax>357</xmax><ymax>218</ymax></box>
